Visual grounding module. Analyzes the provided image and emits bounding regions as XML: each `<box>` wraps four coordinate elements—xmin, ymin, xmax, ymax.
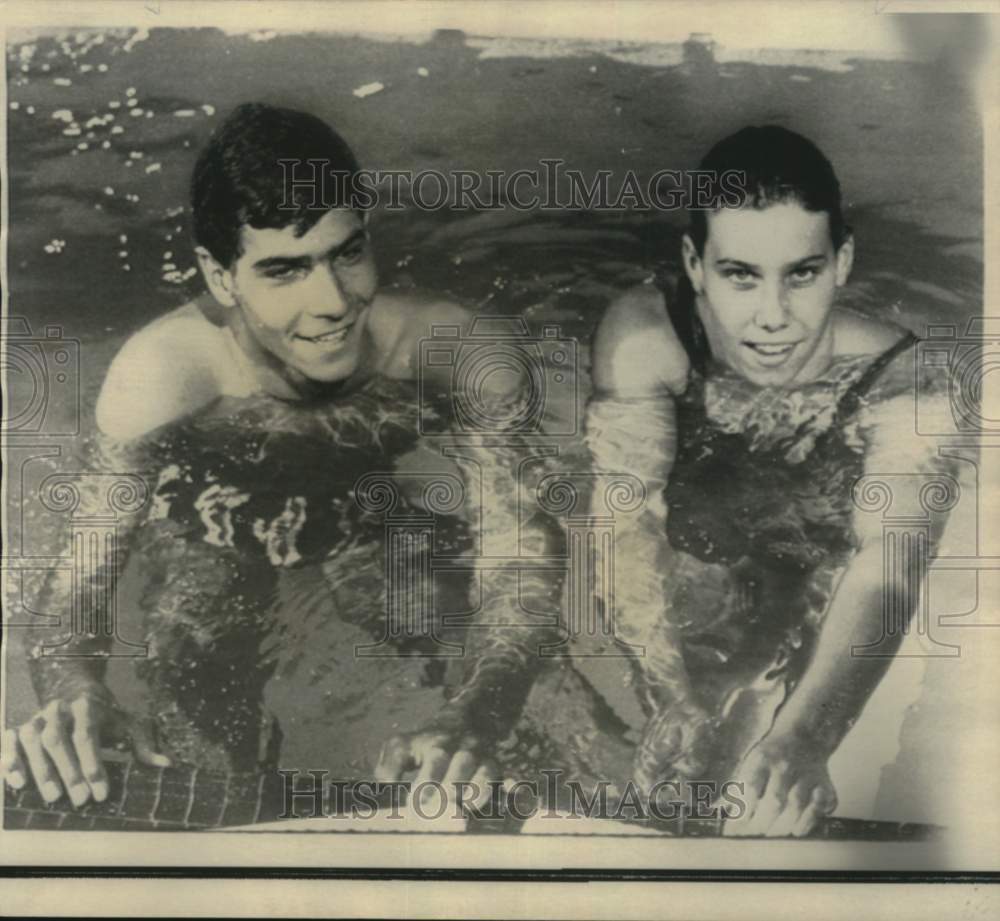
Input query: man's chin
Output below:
<box><xmin>288</xmin><ymin>353</ymin><xmax>360</xmax><ymax>391</ymax></box>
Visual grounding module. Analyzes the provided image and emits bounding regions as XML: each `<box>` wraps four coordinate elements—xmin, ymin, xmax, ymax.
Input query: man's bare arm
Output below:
<box><xmin>96</xmin><ymin>311</ymin><xmax>221</xmax><ymax>441</ymax></box>
<box><xmin>372</xmin><ymin>296</ymin><xmax>554</xmax><ymax>798</ymax></box>
<box><xmin>2</xmin><ymin>431</ymin><xmax>169</xmax><ymax>806</ymax></box>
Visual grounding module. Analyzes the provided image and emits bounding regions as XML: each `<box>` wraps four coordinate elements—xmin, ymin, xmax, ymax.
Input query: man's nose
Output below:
<box><xmin>305</xmin><ymin>263</ymin><xmax>351</xmax><ymax>318</ymax></box>
<box><xmin>754</xmin><ymin>282</ymin><xmax>790</xmax><ymax>332</ymax></box>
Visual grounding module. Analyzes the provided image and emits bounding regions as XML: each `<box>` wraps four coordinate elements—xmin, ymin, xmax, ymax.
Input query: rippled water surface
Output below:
<box><xmin>4</xmin><ymin>28</ymin><xmax>984</xmax><ymax>799</ymax></box>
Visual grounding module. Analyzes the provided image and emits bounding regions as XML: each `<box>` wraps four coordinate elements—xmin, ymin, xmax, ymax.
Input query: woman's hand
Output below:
<box><xmin>634</xmin><ymin>700</ymin><xmax>718</xmax><ymax>789</ymax></box>
<box><xmin>723</xmin><ymin>731</ymin><xmax>837</xmax><ymax>837</ymax></box>
<box><xmin>1</xmin><ymin>692</ymin><xmax>170</xmax><ymax>807</ymax></box>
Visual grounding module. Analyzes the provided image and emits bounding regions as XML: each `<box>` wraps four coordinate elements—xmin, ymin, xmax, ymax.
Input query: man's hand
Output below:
<box><xmin>1</xmin><ymin>694</ymin><xmax>170</xmax><ymax>807</ymax></box>
<box><xmin>374</xmin><ymin>727</ymin><xmax>497</xmax><ymax>813</ymax></box>
<box><xmin>723</xmin><ymin>732</ymin><xmax>837</xmax><ymax>837</ymax></box>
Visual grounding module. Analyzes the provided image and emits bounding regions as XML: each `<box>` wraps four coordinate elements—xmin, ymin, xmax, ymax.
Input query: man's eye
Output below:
<box><xmin>337</xmin><ymin>244</ymin><xmax>366</xmax><ymax>266</ymax></box>
<box><xmin>266</xmin><ymin>266</ymin><xmax>305</xmax><ymax>281</ymax></box>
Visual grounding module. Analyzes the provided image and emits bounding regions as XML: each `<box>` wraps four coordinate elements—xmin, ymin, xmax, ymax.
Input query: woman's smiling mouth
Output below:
<box><xmin>743</xmin><ymin>340</ymin><xmax>800</xmax><ymax>365</ymax></box>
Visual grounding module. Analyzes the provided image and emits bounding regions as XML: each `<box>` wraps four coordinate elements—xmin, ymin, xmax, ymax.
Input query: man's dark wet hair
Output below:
<box><xmin>191</xmin><ymin>102</ymin><xmax>363</xmax><ymax>267</ymax></box>
<box><xmin>688</xmin><ymin>125</ymin><xmax>848</xmax><ymax>255</ymax></box>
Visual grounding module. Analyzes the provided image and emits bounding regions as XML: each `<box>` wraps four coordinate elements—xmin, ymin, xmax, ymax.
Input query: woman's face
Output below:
<box><xmin>682</xmin><ymin>202</ymin><xmax>854</xmax><ymax>387</ymax></box>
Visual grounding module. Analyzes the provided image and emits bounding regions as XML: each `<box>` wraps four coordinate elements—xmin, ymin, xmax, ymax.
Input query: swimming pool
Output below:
<box><xmin>3</xmin><ymin>26</ymin><xmax>986</xmax><ymax>829</ymax></box>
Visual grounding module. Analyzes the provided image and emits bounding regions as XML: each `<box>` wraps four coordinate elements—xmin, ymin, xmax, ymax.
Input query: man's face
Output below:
<box><xmin>683</xmin><ymin>202</ymin><xmax>853</xmax><ymax>386</ymax></box>
<box><xmin>226</xmin><ymin>208</ymin><xmax>378</xmax><ymax>388</ymax></box>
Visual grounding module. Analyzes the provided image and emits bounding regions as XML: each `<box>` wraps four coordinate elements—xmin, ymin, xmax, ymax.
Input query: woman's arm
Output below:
<box><xmin>585</xmin><ymin>286</ymin><xmax>717</xmax><ymax>785</ymax></box>
<box><xmin>727</xmin><ymin>377</ymin><xmax>961</xmax><ymax>837</ymax></box>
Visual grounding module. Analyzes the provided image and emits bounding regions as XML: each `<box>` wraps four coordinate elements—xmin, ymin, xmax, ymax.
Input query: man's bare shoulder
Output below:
<box><xmin>833</xmin><ymin>309</ymin><xmax>909</xmax><ymax>357</ymax></box>
<box><xmin>95</xmin><ymin>300</ymin><xmax>224</xmax><ymax>441</ymax></box>
<box><xmin>367</xmin><ymin>290</ymin><xmax>471</xmax><ymax>379</ymax></box>
<box><xmin>592</xmin><ymin>282</ymin><xmax>688</xmax><ymax>396</ymax></box>
<box><xmin>369</xmin><ymin>289</ymin><xmax>470</xmax><ymax>335</ymax></box>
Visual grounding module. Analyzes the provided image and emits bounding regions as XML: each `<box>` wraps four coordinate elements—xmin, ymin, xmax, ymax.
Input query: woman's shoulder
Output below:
<box><xmin>592</xmin><ymin>281</ymin><xmax>689</xmax><ymax>396</ymax></box>
<box><xmin>832</xmin><ymin>309</ymin><xmax>910</xmax><ymax>358</ymax></box>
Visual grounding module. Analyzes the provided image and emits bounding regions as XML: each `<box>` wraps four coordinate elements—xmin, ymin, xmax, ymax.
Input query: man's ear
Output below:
<box><xmin>681</xmin><ymin>233</ymin><xmax>705</xmax><ymax>295</ymax></box>
<box><xmin>195</xmin><ymin>246</ymin><xmax>237</xmax><ymax>308</ymax></box>
<box><xmin>834</xmin><ymin>233</ymin><xmax>855</xmax><ymax>287</ymax></box>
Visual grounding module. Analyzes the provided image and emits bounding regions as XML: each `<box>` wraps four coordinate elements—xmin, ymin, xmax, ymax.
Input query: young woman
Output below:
<box><xmin>586</xmin><ymin>126</ymin><xmax>959</xmax><ymax>836</ymax></box>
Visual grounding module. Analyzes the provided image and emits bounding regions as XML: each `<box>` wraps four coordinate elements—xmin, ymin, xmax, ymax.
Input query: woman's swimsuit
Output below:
<box><xmin>663</xmin><ymin>288</ymin><xmax>918</xmax><ymax>723</ymax></box>
<box><xmin>516</xmin><ymin>280</ymin><xmax>921</xmax><ymax>793</ymax></box>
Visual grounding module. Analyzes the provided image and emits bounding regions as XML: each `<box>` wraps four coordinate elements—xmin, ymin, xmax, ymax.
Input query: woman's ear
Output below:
<box><xmin>834</xmin><ymin>233</ymin><xmax>855</xmax><ymax>287</ymax></box>
<box><xmin>195</xmin><ymin>246</ymin><xmax>237</xmax><ymax>308</ymax></box>
<box><xmin>681</xmin><ymin>233</ymin><xmax>705</xmax><ymax>295</ymax></box>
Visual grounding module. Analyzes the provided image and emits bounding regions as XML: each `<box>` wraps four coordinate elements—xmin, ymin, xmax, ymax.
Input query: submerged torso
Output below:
<box><xmin>640</xmin><ymin>285</ymin><xmax>917</xmax><ymax>782</ymax></box>
<box><xmin>663</xmin><ymin>332</ymin><xmax>916</xmax><ymax>718</ymax></box>
<box><xmin>520</xmin><ymin>283</ymin><xmax>920</xmax><ymax>793</ymax></box>
<box><xmin>116</xmin><ymin>375</ymin><xmax>473</xmax><ymax>775</ymax></box>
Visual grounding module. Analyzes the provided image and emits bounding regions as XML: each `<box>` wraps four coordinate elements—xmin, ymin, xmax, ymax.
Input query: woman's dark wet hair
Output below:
<box><xmin>191</xmin><ymin>102</ymin><xmax>363</xmax><ymax>268</ymax></box>
<box><xmin>687</xmin><ymin>125</ymin><xmax>848</xmax><ymax>256</ymax></box>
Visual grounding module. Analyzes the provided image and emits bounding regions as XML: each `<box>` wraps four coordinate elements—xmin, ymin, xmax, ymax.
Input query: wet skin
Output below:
<box><xmin>681</xmin><ymin>202</ymin><xmax>854</xmax><ymax>389</ymax></box>
<box><xmin>2</xmin><ymin>209</ymin><xmax>501</xmax><ymax>808</ymax></box>
<box><xmin>206</xmin><ymin>209</ymin><xmax>379</xmax><ymax>398</ymax></box>
<box><xmin>592</xmin><ymin>201</ymin><xmax>940</xmax><ymax>836</ymax></box>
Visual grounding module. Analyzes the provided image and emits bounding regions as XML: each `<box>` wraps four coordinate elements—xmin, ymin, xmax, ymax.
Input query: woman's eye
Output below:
<box><xmin>724</xmin><ymin>269</ymin><xmax>754</xmax><ymax>284</ymax></box>
<box><xmin>789</xmin><ymin>267</ymin><xmax>818</xmax><ymax>284</ymax></box>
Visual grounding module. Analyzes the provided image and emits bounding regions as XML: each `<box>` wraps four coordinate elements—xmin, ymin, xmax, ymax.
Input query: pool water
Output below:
<box><xmin>3</xmin><ymin>27</ymin><xmax>986</xmax><ymax>821</ymax></box>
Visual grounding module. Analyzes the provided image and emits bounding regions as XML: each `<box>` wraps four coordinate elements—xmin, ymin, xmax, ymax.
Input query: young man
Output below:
<box><xmin>586</xmin><ymin>126</ymin><xmax>959</xmax><ymax>835</ymax></box>
<box><xmin>2</xmin><ymin>103</ymin><xmax>551</xmax><ymax>810</ymax></box>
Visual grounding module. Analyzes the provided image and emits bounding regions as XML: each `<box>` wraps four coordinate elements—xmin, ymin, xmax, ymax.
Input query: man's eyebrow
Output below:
<box><xmin>251</xmin><ymin>254</ymin><xmax>312</xmax><ymax>272</ymax></box>
<box><xmin>323</xmin><ymin>229</ymin><xmax>367</xmax><ymax>260</ymax></box>
<box><xmin>250</xmin><ymin>229</ymin><xmax>367</xmax><ymax>272</ymax></box>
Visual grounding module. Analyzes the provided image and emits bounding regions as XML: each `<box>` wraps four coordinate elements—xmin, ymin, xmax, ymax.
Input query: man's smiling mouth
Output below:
<box><xmin>298</xmin><ymin>324</ymin><xmax>353</xmax><ymax>345</ymax></box>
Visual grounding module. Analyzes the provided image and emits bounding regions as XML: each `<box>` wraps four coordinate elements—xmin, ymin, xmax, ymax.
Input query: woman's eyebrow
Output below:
<box><xmin>786</xmin><ymin>253</ymin><xmax>828</xmax><ymax>268</ymax></box>
<box><xmin>714</xmin><ymin>258</ymin><xmax>759</xmax><ymax>270</ymax></box>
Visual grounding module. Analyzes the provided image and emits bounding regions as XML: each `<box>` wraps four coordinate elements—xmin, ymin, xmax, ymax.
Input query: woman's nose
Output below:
<box><xmin>754</xmin><ymin>284</ymin><xmax>790</xmax><ymax>331</ymax></box>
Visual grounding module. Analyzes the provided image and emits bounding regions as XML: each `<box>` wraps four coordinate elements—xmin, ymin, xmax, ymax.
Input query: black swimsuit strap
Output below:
<box><xmin>830</xmin><ymin>330</ymin><xmax>918</xmax><ymax>425</ymax></box>
<box><xmin>658</xmin><ymin>268</ymin><xmax>918</xmax><ymax>418</ymax></box>
<box><xmin>660</xmin><ymin>273</ymin><xmax>711</xmax><ymax>376</ymax></box>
